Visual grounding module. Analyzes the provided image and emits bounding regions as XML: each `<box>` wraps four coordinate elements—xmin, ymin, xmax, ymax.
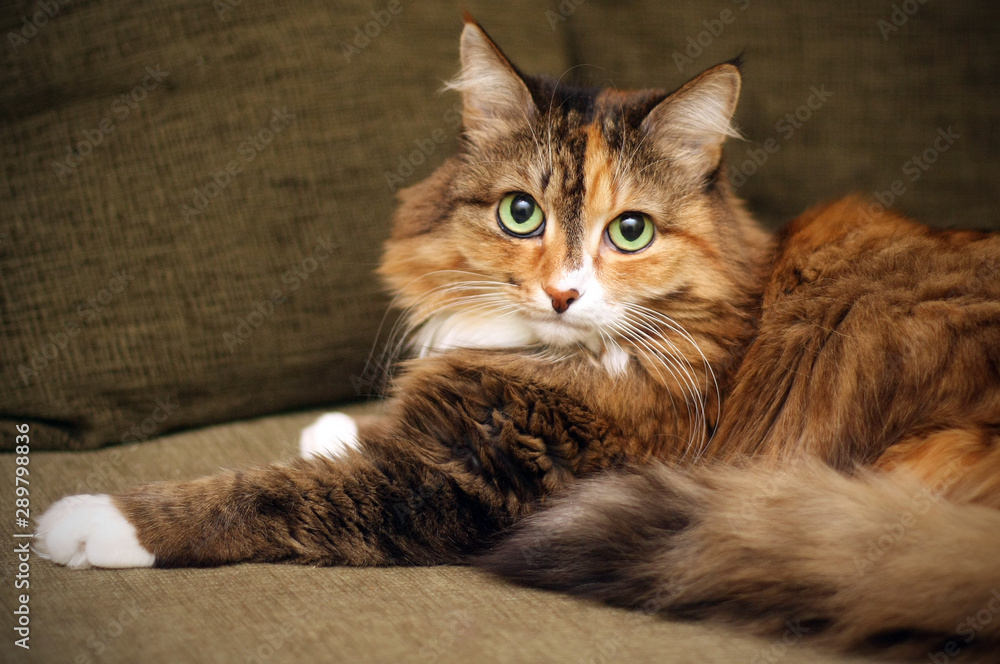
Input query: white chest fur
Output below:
<box><xmin>411</xmin><ymin>310</ymin><xmax>539</xmax><ymax>357</ymax></box>
<box><xmin>409</xmin><ymin>310</ymin><xmax>631</xmax><ymax>377</ymax></box>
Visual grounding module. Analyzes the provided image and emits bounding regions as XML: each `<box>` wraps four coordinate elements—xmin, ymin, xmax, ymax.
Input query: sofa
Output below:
<box><xmin>3</xmin><ymin>0</ymin><xmax>998</xmax><ymax>661</ymax></box>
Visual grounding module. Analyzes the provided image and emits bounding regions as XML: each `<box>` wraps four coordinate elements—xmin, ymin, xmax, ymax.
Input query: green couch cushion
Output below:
<box><xmin>0</xmin><ymin>1</ymin><xmax>569</xmax><ymax>450</ymax></box>
<box><xmin>561</xmin><ymin>0</ymin><xmax>1000</xmax><ymax>230</ymax></box>
<box><xmin>4</xmin><ymin>1</ymin><xmax>998</xmax><ymax>451</ymax></box>
<box><xmin>2</xmin><ymin>404</ymin><xmax>886</xmax><ymax>664</ymax></box>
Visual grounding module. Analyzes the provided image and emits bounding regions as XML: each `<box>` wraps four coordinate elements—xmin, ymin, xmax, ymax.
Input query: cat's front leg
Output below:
<box><xmin>34</xmin><ymin>415</ymin><xmax>380</xmax><ymax>570</ymax></box>
<box><xmin>35</xmin><ymin>447</ymin><xmax>475</xmax><ymax>569</ymax></box>
<box><xmin>299</xmin><ymin>411</ymin><xmax>387</xmax><ymax>460</ymax></box>
<box><xmin>299</xmin><ymin>412</ymin><xmax>359</xmax><ymax>459</ymax></box>
<box><xmin>35</xmin><ymin>494</ymin><xmax>156</xmax><ymax>569</ymax></box>
<box><xmin>36</xmin><ymin>354</ymin><xmax>616</xmax><ymax>569</ymax></box>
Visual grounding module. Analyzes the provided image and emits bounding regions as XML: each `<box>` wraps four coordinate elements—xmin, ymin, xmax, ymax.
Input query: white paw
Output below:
<box><xmin>299</xmin><ymin>412</ymin><xmax>361</xmax><ymax>460</ymax></box>
<box><xmin>34</xmin><ymin>495</ymin><xmax>155</xmax><ymax>569</ymax></box>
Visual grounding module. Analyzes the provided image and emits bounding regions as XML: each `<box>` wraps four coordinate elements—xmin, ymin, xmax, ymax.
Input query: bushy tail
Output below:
<box><xmin>477</xmin><ymin>459</ymin><xmax>1000</xmax><ymax>660</ymax></box>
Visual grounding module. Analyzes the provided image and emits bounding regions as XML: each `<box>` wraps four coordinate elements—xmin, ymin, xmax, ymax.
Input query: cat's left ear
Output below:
<box><xmin>445</xmin><ymin>16</ymin><xmax>538</xmax><ymax>141</ymax></box>
<box><xmin>640</xmin><ymin>63</ymin><xmax>742</xmax><ymax>176</ymax></box>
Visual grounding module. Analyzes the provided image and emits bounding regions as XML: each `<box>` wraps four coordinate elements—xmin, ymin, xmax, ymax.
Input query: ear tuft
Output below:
<box><xmin>641</xmin><ymin>64</ymin><xmax>742</xmax><ymax>173</ymax></box>
<box><xmin>443</xmin><ymin>18</ymin><xmax>536</xmax><ymax>138</ymax></box>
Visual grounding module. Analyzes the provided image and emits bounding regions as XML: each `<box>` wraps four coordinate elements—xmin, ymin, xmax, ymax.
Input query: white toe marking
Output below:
<box><xmin>35</xmin><ymin>494</ymin><xmax>155</xmax><ymax>569</ymax></box>
<box><xmin>299</xmin><ymin>412</ymin><xmax>361</xmax><ymax>460</ymax></box>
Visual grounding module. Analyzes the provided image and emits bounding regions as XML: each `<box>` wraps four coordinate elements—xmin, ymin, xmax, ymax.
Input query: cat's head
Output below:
<box><xmin>380</xmin><ymin>18</ymin><xmax>769</xmax><ymax>371</ymax></box>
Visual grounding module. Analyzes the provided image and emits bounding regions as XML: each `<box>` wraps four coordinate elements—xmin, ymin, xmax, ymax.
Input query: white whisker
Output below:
<box><xmin>619</xmin><ymin>303</ymin><xmax>721</xmax><ymax>459</ymax></box>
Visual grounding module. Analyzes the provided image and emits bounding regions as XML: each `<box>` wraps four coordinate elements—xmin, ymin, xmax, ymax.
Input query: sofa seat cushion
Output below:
<box><xmin>9</xmin><ymin>403</ymin><xmax>884</xmax><ymax>663</ymax></box>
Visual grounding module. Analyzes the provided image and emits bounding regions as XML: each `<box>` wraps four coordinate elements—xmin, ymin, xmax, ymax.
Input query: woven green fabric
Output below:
<box><xmin>0</xmin><ymin>404</ymin><xmax>886</xmax><ymax>664</ymax></box>
<box><xmin>3</xmin><ymin>5</ymin><xmax>995</xmax><ymax>661</ymax></box>
<box><xmin>562</xmin><ymin>0</ymin><xmax>1000</xmax><ymax>230</ymax></box>
<box><xmin>0</xmin><ymin>1</ymin><xmax>568</xmax><ymax>450</ymax></box>
<box><xmin>2</xmin><ymin>1</ymin><xmax>998</xmax><ymax>451</ymax></box>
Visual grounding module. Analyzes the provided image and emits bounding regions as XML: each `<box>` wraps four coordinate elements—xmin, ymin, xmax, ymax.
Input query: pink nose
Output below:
<box><xmin>544</xmin><ymin>286</ymin><xmax>580</xmax><ymax>314</ymax></box>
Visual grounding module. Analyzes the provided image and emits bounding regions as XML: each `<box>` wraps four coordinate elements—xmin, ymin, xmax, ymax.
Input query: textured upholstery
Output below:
<box><xmin>563</xmin><ymin>0</ymin><xmax>1000</xmax><ymax>230</ymax></box>
<box><xmin>3</xmin><ymin>0</ymin><xmax>997</xmax><ymax>450</ymax></box>
<box><xmin>0</xmin><ymin>403</ymin><xmax>885</xmax><ymax>664</ymax></box>
<box><xmin>2</xmin><ymin>2</ymin><xmax>998</xmax><ymax>662</ymax></box>
<box><xmin>0</xmin><ymin>0</ymin><xmax>569</xmax><ymax>449</ymax></box>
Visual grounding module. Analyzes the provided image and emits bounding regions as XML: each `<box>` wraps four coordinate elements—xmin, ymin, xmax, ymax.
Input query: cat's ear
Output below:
<box><xmin>640</xmin><ymin>63</ymin><xmax>742</xmax><ymax>176</ymax></box>
<box><xmin>445</xmin><ymin>16</ymin><xmax>537</xmax><ymax>140</ymax></box>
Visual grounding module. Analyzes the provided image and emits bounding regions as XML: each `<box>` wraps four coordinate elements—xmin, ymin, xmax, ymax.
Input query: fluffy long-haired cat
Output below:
<box><xmin>37</xmin><ymin>16</ymin><xmax>1000</xmax><ymax>661</ymax></box>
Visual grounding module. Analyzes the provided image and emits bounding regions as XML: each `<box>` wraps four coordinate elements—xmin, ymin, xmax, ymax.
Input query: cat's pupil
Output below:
<box><xmin>619</xmin><ymin>215</ymin><xmax>645</xmax><ymax>242</ymax></box>
<box><xmin>511</xmin><ymin>195</ymin><xmax>536</xmax><ymax>224</ymax></box>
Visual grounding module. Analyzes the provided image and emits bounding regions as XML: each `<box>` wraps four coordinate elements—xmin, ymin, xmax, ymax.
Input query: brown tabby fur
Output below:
<box><xmin>51</xmin><ymin>17</ymin><xmax>1000</xmax><ymax>661</ymax></box>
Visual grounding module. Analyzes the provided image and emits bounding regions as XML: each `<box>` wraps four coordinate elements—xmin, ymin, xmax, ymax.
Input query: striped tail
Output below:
<box><xmin>477</xmin><ymin>459</ymin><xmax>1000</xmax><ymax>661</ymax></box>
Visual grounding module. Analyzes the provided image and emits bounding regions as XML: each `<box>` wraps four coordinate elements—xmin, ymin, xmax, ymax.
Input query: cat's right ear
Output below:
<box><xmin>445</xmin><ymin>16</ymin><xmax>537</xmax><ymax>141</ymax></box>
<box><xmin>640</xmin><ymin>63</ymin><xmax>742</xmax><ymax>177</ymax></box>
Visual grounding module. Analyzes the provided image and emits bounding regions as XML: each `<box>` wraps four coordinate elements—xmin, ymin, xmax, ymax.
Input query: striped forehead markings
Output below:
<box><xmin>541</xmin><ymin>166</ymin><xmax>552</xmax><ymax>192</ymax></box>
<box><xmin>548</xmin><ymin>117</ymin><xmax>614</xmax><ymax>268</ymax></box>
<box><xmin>562</xmin><ymin>127</ymin><xmax>587</xmax><ymax>262</ymax></box>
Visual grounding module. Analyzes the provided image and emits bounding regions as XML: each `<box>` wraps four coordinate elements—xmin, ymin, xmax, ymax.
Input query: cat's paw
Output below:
<box><xmin>34</xmin><ymin>494</ymin><xmax>155</xmax><ymax>569</ymax></box>
<box><xmin>299</xmin><ymin>412</ymin><xmax>361</xmax><ymax>460</ymax></box>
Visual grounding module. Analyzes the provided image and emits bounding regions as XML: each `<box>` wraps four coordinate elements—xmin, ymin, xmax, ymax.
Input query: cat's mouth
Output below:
<box><xmin>519</xmin><ymin>308</ymin><xmax>588</xmax><ymax>329</ymax></box>
<box><xmin>527</xmin><ymin>313</ymin><xmax>604</xmax><ymax>349</ymax></box>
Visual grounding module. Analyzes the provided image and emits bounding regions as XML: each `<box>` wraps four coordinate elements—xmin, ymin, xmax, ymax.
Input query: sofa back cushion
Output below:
<box><xmin>0</xmin><ymin>1</ymin><xmax>568</xmax><ymax>449</ymax></box>
<box><xmin>562</xmin><ymin>0</ymin><xmax>1000</xmax><ymax>230</ymax></box>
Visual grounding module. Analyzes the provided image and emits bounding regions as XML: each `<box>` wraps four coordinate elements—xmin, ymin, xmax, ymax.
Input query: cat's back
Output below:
<box><xmin>769</xmin><ymin>195</ymin><xmax>1000</xmax><ymax>309</ymax></box>
<box><xmin>714</xmin><ymin>196</ymin><xmax>1000</xmax><ymax>464</ymax></box>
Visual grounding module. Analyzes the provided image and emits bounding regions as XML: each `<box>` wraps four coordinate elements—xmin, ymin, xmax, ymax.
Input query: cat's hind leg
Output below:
<box><xmin>874</xmin><ymin>426</ymin><xmax>1000</xmax><ymax>509</ymax></box>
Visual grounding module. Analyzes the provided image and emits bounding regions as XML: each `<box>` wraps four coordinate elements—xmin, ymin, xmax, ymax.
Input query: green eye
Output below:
<box><xmin>498</xmin><ymin>193</ymin><xmax>545</xmax><ymax>237</ymax></box>
<box><xmin>607</xmin><ymin>212</ymin><xmax>654</xmax><ymax>253</ymax></box>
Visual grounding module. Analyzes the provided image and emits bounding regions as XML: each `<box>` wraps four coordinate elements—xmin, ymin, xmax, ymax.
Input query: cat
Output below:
<box><xmin>36</xmin><ymin>15</ymin><xmax>1000</xmax><ymax>661</ymax></box>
